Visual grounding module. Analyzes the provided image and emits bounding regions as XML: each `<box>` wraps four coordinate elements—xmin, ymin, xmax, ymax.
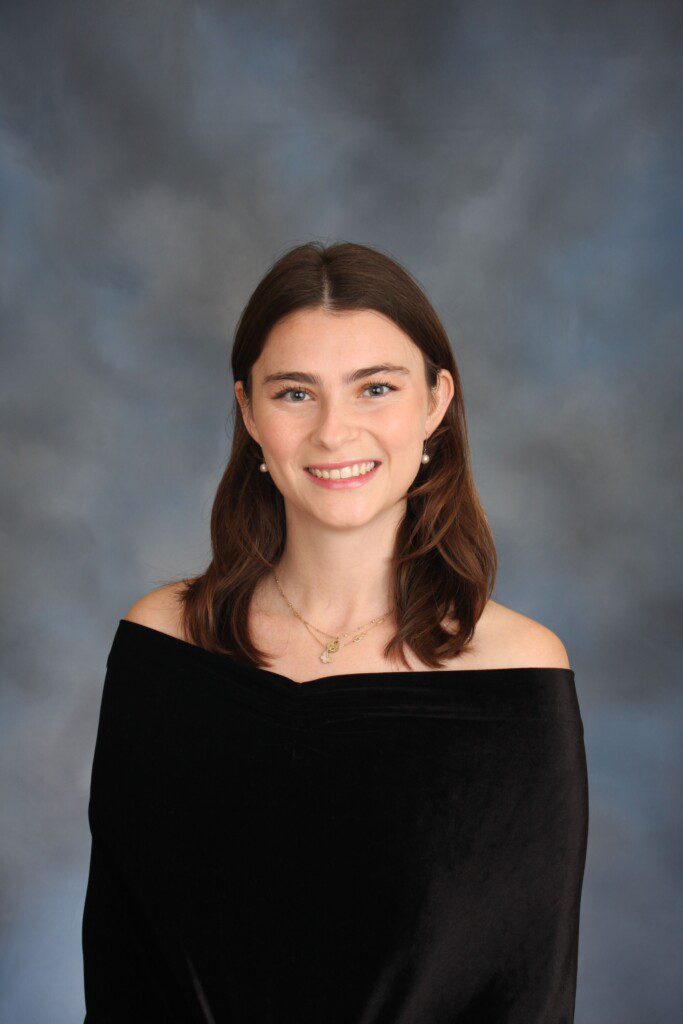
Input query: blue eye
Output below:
<box><xmin>272</xmin><ymin>380</ymin><xmax>398</xmax><ymax>403</ymax></box>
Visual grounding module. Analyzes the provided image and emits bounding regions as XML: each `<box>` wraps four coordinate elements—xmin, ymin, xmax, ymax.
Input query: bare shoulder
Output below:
<box><xmin>123</xmin><ymin>581</ymin><xmax>189</xmax><ymax>641</ymax></box>
<box><xmin>479</xmin><ymin>598</ymin><xmax>573</xmax><ymax>671</ymax></box>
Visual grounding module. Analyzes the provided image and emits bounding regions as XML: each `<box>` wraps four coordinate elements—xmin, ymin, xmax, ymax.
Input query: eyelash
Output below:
<box><xmin>272</xmin><ymin>380</ymin><xmax>399</xmax><ymax>403</ymax></box>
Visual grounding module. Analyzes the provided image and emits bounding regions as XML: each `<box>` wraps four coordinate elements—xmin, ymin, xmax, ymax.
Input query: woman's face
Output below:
<box><xmin>235</xmin><ymin>307</ymin><xmax>454</xmax><ymax>528</ymax></box>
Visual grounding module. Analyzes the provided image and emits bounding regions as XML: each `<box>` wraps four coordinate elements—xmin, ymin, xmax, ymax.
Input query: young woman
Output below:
<box><xmin>82</xmin><ymin>241</ymin><xmax>588</xmax><ymax>1022</ymax></box>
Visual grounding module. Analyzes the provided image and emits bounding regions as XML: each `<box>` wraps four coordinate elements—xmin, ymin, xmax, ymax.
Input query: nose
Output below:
<box><xmin>309</xmin><ymin>402</ymin><xmax>361</xmax><ymax>451</ymax></box>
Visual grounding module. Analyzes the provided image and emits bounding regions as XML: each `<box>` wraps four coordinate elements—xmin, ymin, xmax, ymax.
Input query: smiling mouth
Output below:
<box><xmin>305</xmin><ymin>460</ymin><xmax>380</xmax><ymax>479</ymax></box>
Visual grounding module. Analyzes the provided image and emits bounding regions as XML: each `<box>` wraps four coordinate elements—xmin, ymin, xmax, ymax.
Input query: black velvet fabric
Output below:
<box><xmin>82</xmin><ymin>618</ymin><xmax>589</xmax><ymax>1023</ymax></box>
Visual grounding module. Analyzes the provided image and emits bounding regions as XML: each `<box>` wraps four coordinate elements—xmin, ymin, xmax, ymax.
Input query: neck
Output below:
<box><xmin>265</xmin><ymin>503</ymin><xmax>406</xmax><ymax>633</ymax></box>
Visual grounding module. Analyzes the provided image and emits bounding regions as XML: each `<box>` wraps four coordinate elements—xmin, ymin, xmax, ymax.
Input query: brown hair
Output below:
<box><xmin>173</xmin><ymin>240</ymin><xmax>496</xmax><ymax>670</ymax></box>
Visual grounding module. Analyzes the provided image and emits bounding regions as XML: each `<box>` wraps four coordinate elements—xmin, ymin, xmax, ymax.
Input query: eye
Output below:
<box><xmin>364</xmin><ymin>380</ymin><xmax>397</xmax><ymax>398</ymax></box>
<box><xmin>272</xmin><ymin>387</ymin><xmax>311</xmax><ymax>403</ymax></box>
<box><xmin>272</xmin><ymin>380</ymin><xmax>399</xmax><ymax>403</ymax></box>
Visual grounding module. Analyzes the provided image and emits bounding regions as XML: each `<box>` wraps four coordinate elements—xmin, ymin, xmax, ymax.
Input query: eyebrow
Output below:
<box><xmin>262</xmin><ymin>364</ymin><xmax>411</xmax><ymax>386</ymax></box>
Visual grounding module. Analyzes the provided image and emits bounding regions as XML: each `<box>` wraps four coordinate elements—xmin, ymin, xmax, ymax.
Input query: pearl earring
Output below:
<box><xmin>421</xmin><ymin>442</ymin><xmax>430</xmax><ymax>464</ymax></box>
<box><xmin>259</xmin><ymin>459</ymin><xmax>268</xmax><ymax>473</ymax></box>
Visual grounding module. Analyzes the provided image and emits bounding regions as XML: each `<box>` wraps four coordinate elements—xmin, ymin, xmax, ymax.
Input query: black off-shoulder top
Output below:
<box><xmin>82</xmin><ymin>618</ymin><xmax>589</xmax><ymax>1023</ymax></box>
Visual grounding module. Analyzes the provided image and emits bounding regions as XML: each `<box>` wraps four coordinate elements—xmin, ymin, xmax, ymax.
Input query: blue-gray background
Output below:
<box><xmin>1</xmin><ymin>1</ymin><xmax>681</xmax><ymax>1020</ymax></box>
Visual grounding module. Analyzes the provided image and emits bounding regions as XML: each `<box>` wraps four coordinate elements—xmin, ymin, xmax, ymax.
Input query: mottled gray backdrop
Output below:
<box><xmin>1</xmin><ymin>0</ymin><xmax>681</xmax><ymax>1020</ymax></box>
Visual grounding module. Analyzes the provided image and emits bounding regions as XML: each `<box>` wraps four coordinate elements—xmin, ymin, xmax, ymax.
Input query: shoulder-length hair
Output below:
<box><xmin>174</xmin><ymin>240</ymin><xmax>497</xmax><ymax>670</ymax></box>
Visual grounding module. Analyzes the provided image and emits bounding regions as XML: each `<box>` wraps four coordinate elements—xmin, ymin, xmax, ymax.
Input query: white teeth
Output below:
<box><xmin>307</xmin><ymin>461</ymin><xmax>376</xmax><ymax>479</ymax></box>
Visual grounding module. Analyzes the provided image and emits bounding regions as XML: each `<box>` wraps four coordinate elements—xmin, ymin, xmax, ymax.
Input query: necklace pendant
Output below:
<box><xmin>320</xmin><ymin>638</ymin><xmax>340</xmax><ymax>663</ymax></box>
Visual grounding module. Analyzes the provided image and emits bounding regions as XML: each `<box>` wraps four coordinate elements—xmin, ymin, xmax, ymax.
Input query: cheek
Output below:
<box><xmin>260</xmin><ymin>414</ymin><xmax>305</xmax><ymax>459</ymax></box>
<box><xmin>377</xmin><ymin>414</ymin><xmax>421</xmax><ymax>452</ymax></box>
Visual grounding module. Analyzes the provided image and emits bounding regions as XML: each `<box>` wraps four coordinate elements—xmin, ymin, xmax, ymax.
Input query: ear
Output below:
<box><xmin>426</xmin><ymin>368</ymin><xmax>455</xmax><ymax>432</ymax></box>
<box><xmin>234</xmin><ymin>380</ymin><xmax>261</xmax><ymax>445</ymax></box>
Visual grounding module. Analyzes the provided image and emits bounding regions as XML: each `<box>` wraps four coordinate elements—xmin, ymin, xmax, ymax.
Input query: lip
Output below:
<box><xmin>304</xmin><ymin>459</ymin><xmax>382</xmax><ymax>470</ymax></box>
<box><xmin>303</xmin><ymin>461</ymin><xmax>381</xmax><ymax>490</ymax></box>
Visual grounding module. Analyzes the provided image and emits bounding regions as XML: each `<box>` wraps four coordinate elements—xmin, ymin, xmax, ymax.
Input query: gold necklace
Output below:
<box><xmin>272</xmin><ymin>570</ymin><xmax>392</xmax><ymax>664</ymax></box>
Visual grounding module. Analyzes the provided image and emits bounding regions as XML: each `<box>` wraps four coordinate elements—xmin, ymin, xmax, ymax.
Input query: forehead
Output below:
<box><xmin>257</xmin><ymin>307</ymin><xmax>419</xmax><ymax>371</ymax></box>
